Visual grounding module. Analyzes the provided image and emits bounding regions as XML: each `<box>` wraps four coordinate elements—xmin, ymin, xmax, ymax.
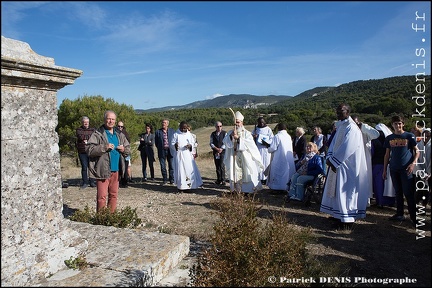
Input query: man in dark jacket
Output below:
<box><xmin>86</xmin><ymin>110</ymin><xmax>130</xmax><ymax>213</ymax></box>
<box><xmin>154</xmin><ymin>119</ymin><xmax>175</xmax><ymax>185</ymax></box>
<box><xmin>209</xmin><ymin>121</ymin><xmax>227</xmax><ymax>185</ymax></box>
<box><xmin>293</xmin><ymin>127</ymin><xmax>307</xmax><ymax>165</ymax></box>
<box><xmin>76</xmin><ymin>116</ymin><xmax>96</xmax><ymax>189</ymax></box>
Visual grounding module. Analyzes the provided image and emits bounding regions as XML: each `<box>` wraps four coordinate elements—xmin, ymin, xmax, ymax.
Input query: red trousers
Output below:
<box><xmin>96</xmin><ymin>172</ymin><xmax>119</xmax><ymax>213</ymax></box>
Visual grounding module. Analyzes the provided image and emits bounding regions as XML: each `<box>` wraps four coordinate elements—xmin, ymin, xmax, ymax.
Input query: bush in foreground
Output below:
<box><xmin>68</xmin><ymin>205</ymin><xmax>142</xmax><ymax>229</ymax></box>
<box><xmin>190</xmin><ymin>193</ymin><xmax>342</xmax><ymax>287</ymax></box>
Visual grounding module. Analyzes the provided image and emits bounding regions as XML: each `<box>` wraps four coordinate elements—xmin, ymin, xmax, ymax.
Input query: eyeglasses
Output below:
<box><xmin>216</xmin><ymin>126</ymin><xmax>222</xmax><ymax>127</ymax></box>
<box><xmin>117</xmin><ymin>126</ymin><xmax>124</xmax><ymax>128</ymax></box>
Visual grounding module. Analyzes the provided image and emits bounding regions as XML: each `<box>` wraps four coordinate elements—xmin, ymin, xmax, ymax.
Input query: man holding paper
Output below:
<box><xmin>252</xmin><ymin>117</ymin><xmax>274</xmax><ymax>185</ymax></box>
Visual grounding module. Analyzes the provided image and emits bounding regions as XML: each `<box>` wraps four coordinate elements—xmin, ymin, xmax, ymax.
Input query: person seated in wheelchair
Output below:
<box><xmin>287</xmin><ymin>142</ymin><xmax>324</xmax><ymax>202</ymax></box>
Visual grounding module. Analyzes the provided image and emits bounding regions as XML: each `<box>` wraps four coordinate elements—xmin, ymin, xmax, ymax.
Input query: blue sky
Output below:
<box><xmin>2</xmin><ymin>1</ymin><xmax>430</xmax><ymax>110</ymax></box>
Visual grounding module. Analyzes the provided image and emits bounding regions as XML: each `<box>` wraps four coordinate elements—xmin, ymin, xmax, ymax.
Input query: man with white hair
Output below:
<box><xmin>223</xmin><ymin>111</ymin><xmax>264</xmax><ymax>194</ymax></box>
<box><xmin>293</xmin><ymin>127</ymin><xmax>306</xmax><ymax>164</ymax></box>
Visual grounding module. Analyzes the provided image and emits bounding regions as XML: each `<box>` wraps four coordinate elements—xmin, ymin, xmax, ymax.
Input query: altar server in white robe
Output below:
<box><xmin>264</xmin><ymin>123</ymin><xmax>296</xmax><ymax>192</ymax></box>
<box><xmin>252</xmin><ymin>117</ymin><xmax>274</xmax><ymax>185</ymax></box>
<box><xmin>223</xmin><ymin>111</ymin><xmax>264</xmax><ymax>194</ymax></box>
<box><xmin>353</xmin><ymin>115</ymin><xmax>380</xmax><ymax>205</ymax></box>
<box><xmin>321</xmin><ymin>103</ymin><xmax>369</xmax><ymax>225</ymax></box>
<box><xmin>170</xmin><ymin>121</ymin><xmax>203</xmax><ymax>192</ymax></box>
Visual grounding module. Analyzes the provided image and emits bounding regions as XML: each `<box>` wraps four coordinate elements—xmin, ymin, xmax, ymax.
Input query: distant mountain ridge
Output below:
<box><xmin>136</xmin><ymin>88</ymin><xmax>332</xmax><ymax>113</ymax></box>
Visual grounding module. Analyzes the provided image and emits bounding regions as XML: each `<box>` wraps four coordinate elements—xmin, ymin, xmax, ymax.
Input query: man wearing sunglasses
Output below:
<box><xmin>210</xmin><ymin>121</ymin><xmax>227</xmax><ymax>185</ymax></box>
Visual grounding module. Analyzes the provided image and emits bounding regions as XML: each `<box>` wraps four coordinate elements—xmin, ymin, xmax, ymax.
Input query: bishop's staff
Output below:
<box><xmin>228</xmin><ymin>108</ymin><xmax>238</xmax><ymax>192</ymax></box>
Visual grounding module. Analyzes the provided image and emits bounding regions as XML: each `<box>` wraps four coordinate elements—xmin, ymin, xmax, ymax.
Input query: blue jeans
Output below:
<box><xmin>288</xmin><ymin>172</ymin><xmax>314</xmax><ymax>201</ymax></box>
<box><xmin>390</xmin><ymin>168</ymin><xmax>416</xmax><ymax>221</ymax></box>
<box><xmin>159</xmin><ymin>149</ymin><xmax>174</xmax><ymax>182</ymax></box>
<box><xmin>78</xmin><ymin>153</ymin><xmax>94</xmax><ymax>185</ymax></box>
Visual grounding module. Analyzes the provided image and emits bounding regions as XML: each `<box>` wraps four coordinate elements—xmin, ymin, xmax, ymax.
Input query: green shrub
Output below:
<box><xmin>64</xmin><ymin>255</ymin><xmax>88</xmax><ymax>270</ymax></box>
<box><xmin>68</xmin><ymin>205</ymin><xmax>142</xmax><ymax>229</ymax></box>
<box><xmin>158</xmin><ymin>226</ymin><xmax>173</xmax><ymax>234</ymax></box>
<box><xmin>190</xmin><ymin>194</ymin><xmax>340</xmax><ymax>287</ymax></box>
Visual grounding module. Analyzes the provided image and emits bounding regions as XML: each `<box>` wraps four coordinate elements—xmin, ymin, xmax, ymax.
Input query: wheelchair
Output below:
<box><xmin>303</xmin><ymin>173</ymin><xmax>326</xmax><ymax>207</ymax></box>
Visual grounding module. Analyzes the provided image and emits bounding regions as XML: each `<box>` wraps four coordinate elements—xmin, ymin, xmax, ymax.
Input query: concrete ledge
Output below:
<box><xmin>34</xmin><ymin>221</ymin><xmax>190</xmax><ymax>287</ymax></box>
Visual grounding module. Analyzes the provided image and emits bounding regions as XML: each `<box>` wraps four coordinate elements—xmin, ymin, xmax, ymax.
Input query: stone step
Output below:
<box><xmin>34</xmin><ymin>221</ymin><xmax>190</xmax><ymax>287</ymax></box>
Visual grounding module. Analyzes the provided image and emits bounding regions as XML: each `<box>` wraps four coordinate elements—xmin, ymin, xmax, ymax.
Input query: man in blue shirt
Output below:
<box><xmin>383</xmin><ymin>115</ymin><xmax>420</xmax><ymax>226</ymax></box>
<box><xmin>86</xmin><ymin>110</ymin><xmax>131</xmax><ymax>213</ymax></box>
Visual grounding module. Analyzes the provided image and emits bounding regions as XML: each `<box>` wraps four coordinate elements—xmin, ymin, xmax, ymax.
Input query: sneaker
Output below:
<box><xmin>161</xmin><ymin>181</ymin><xmax>168</xmax><ymax>186</ymax></box>
<box><xmin>143</xmin><ymin>178</ymin><xmax>148</xmax><ymax>182</ymax></box>
<box><xmin>169</xmin><ymin>181</ymin><xmax>174</xmax><ymax>185</ymax></box>
<box><xmin>150</xmin><ymin>178</ymin><xmax>155</xmax><ymax>181</ymax></box>
<box><xmin>90</xmin><ymin>182</ymin><xmax>97</xmax><ymax>188</ymax></box>
<box><xmin>289</xmin><ymin>196</ymin><xmax>302</xmax><ymax>201</ymax></box>
<box><xmin>389</xmin><ymin>214</ymin><xmax>405</xmax><ymax>221</ymax></box>
<box><xmin>80</xmin><ymin>184</ymin><xmax>88</xmax><ymax>190</ymax></box>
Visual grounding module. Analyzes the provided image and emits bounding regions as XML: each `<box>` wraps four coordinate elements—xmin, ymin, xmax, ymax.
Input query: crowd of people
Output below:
<box><xmin>75</xmin><ymin>105</ymin><xmax>430</xmax><ymax>229</ymax></box>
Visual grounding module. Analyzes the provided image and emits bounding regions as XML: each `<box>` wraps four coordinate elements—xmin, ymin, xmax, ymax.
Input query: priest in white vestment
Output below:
<box><xmin>321</xmin><ymin>104</ymin><xmax>369</xmax><ymax>224</ymax></box>
<box><xmin>265</xmin><ymin>123</ymin><xmax>296</xmax><ymax>192</ymax></box>
<box><xmin>223</xmin><ymin>111</ymin><xmax>264</xmax><ymax>193</ymax></box>
<box><xmin>170</xmin><ymin>121</ymin><xmax>203</xmax><ymax>192</ymax></box>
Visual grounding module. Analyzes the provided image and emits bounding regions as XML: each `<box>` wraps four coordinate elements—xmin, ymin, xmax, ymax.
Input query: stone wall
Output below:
<box><xmin>1</xmin><ymin>36</ymin><xmax>87</xmax><ymax>286</ymax></box>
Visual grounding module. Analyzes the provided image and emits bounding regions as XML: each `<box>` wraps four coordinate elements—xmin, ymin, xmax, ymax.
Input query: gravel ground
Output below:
<box><xmin>61</xmin><ymin>156</ymin><xmax>431</xmax><ymax>287</ymax></box>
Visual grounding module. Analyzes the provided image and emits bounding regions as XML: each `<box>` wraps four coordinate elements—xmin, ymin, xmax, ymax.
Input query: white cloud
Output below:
<box><xmin>206</xmin><ymin>93</ymin><xmax>224</xmax><ymax>100</ymax></box>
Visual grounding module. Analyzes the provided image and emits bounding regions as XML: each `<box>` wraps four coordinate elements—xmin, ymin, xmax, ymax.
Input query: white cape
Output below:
<box><xmin>223</xmin><ymin>127</ymin><xmax>264</xmax><ymax>193</ymax></box>
<box><xmin>266</xmin><ymin>130</ymin><xmax>296</xmax><ymax>191</ymax></box>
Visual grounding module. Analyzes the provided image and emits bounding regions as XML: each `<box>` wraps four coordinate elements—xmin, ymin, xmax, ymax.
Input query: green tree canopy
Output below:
<box><xmin>57</xmin><ymin>95</ymin><xmax>140</xmax><ymax>155</ymax></box>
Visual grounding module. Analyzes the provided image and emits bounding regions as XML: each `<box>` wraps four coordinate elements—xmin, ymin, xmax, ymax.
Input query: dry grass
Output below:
<box><xmin>61</xmin><ymin>125</ymin><xmax>431</xmax><ymax>287</ymax></box>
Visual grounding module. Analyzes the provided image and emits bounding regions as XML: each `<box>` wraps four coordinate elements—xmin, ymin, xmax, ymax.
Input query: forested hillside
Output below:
<box><xmin>139</xmin><ymin>75</ymin><xmax>430</xmax><ymax>136</ymax></box>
